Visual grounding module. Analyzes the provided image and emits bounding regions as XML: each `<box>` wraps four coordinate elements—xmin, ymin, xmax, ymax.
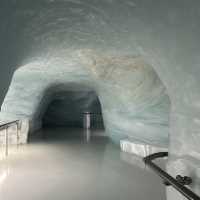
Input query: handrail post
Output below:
<box><xmin>0</xmin><ymin>120</ymin><xmax>20</xmax><ymax>157</ymax></box>
<box><xmin>16</xmin><ymin>121</ymin><xmax>19</xmax><ymax>148</ymax></box>
<box><xmin>5</xmin><ymin>127</ymin><xmax>8</xmax><ymax>156</ymax></box>
<box><xmin>143</xmin><ymin>152</ymin><xmax>200</xmax><ymax>200</ymax></box>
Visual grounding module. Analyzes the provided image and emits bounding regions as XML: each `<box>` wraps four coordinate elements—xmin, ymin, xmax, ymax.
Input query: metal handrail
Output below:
<box><xmin>143</xmin><ymin>152</ymin><xmax>200</xmax><ymax>200</ymax></box>
<box><xmin>0</xmin><ymin>120</ymin><xmax>19</xmax><ymax>130</ymax></box>
<box><xmin>0</xmin><ymin>120</ymin><xmax>20</xmax><ymax>156</ymax></box>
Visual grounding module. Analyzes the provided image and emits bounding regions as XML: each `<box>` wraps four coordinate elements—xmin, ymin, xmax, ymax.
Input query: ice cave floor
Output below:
<box><xmin>0</xmin><ymin>127</ymin><xmax>166</xmax><ymax>200</ymax></box>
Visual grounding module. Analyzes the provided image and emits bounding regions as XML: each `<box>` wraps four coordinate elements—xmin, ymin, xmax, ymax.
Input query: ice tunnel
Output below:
<box><xmin>0</xmin><ymin>51</ymin><xmax>170</xmax><ymax>147</ymax></box>
<box><xmin>0</xmin><ymin>0</ymin><xmax>200</xmax><ymax>199</ymax></box>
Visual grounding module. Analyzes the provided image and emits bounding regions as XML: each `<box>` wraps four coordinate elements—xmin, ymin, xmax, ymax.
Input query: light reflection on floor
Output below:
<box><xmin>0</xmin><ymin>128</ymin><xmax>166</xmax><ymax>200</ymax></box>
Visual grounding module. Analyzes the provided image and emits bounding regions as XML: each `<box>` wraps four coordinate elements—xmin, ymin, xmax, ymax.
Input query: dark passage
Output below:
<box><xmin>42</xmin><ymin>90</ymin><xmax>104</xmax><ymax>129</ymax></box>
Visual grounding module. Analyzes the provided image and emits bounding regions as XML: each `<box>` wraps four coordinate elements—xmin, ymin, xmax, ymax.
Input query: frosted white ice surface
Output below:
<box><xmin>120</xmin><ymin>140</ymin><xmax>167</xmax><ymax>157</ymax></box>
<box><xmin>1</xmin><ymin>1</ymin><xmax>200</xmax><ymax>198</ymax></box>
<box><xmin>78</xmin><ymin>50</ymin><xmax>170</xmax><ymax>146</ymax></box>
<box><xmin>0</xmin><ymin>50</ymin><xmax>170</xmax><ymax>148</ymax></box>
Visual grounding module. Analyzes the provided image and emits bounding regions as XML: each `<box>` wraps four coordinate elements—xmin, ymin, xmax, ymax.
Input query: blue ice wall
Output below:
<box><xmin>0</xmin><ymin>1</ymin><xmax>200</xmax><ymax>198</ymax></box>
<box><xmin>0</xmin><ymin>54</ymin><xmax>170</xmax><ymax>146</ymax></box>
<box><xmin>0</xmin><ymin>0</ymin><xmax>171</xmax><ymax>147</ymax></box>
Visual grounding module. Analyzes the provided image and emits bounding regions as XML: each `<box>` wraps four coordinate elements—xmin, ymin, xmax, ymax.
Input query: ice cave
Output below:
<box><xmin>0</xmin><ymin>0</ymin><xmax>200</xmax><ymax>200</ymax></box>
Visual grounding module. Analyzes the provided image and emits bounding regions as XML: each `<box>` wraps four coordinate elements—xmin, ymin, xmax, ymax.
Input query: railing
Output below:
<box><xmin>143</xmin><ymin>152</ymin><xmax>200</xmax><ymax>200</ymax></box>
<box><xmin>0</xmin><ymin>120</ymin><xmax>20</xmax><ymax>156</ymax></box>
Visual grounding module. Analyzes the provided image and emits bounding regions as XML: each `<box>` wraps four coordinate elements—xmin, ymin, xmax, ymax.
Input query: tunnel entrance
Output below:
<box><xmin>41</xmin><ymin>90</ymin><xmax>104</xmax><ymax>138</ymax></box>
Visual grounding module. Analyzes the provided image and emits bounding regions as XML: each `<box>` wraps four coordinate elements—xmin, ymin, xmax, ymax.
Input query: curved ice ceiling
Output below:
<box><xmin>0</xmin><ymin>0</ymin><xmax>200</xmax><ymax>198</ymax></box>
<box><xmin>1</xmin><ymin>50</ymin><xmax>170</xmax><ymax>146</ymax></box>
<box><xmin>1</xmin><ymin>0</ymin><xmax>172</xmax><ymax>145</ymax></box>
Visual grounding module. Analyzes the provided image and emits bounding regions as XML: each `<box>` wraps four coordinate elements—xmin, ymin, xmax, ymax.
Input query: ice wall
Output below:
<box><xmin>78</xmin><ymin>50</ymin><xmax>170</xmax><ymax>146</ymax></box>
<box><xmin>0</xmin><ymin>51</ymin><xmax>170</xmax><ymax>147</ymax></box>
<box><xmin>0</xmin><ymin>0</ymin><xmax>200</xmax><ymax>199</ymax></box>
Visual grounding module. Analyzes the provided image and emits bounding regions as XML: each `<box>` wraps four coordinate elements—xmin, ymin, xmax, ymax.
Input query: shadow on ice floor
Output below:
<box><xmin>0</xmin><ymin>127</ymin><xmax>166</xmax><ymax>200</ymax></box>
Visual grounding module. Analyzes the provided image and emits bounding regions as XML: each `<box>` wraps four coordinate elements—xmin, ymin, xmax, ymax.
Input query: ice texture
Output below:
<box><xmin>0</xmin><ymin>0</ymin><xmax>200</xmax><ymax>198</ymax></box>
<box><xmin>78</xmin><ymin>50</ymin><xmax>170</xmax><ymax>146</ymax></box>
<box><xmin>0</xmin><ymin>50</ymin><xmax>170</xmax><ymax>147</ymax></box>
<box><xmin>120</xmin><ymin>140</ymin><xmax>167</xmax><ymax>158</ymax></box>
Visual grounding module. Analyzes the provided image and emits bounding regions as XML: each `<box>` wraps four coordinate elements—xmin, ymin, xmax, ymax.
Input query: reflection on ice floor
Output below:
<box><xmin>0</xmin><ymin>128</ymin><xmax>166</xmax><ymax>200</ymax></box>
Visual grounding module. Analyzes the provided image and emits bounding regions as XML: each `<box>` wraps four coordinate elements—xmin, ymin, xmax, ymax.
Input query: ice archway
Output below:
<box><xmin>0</xmin><ymin>0</ymin><xmax>200</xmax><ymax>199</ymax></box>
<box><xmin>0</xmin><ymin>50</ymin><xmax>170</xmax><ymax>147</ymax></box>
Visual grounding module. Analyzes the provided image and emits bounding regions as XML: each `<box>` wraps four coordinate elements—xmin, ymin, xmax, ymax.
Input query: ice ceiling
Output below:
<box><xmin>1</xmin><ymin>51</ymin><xmax>170</xmax><ymax>146</ymax></box>
<box><xmin>0</xmin><ymin>0</ymin><xmax>200</xmax><ymax>198</ymax></box>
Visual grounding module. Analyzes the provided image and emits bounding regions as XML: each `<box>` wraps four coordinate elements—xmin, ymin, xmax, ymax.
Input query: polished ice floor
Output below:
<box><xmin>0</xmin><ymin>128</ymin><xmax>166</xmax><ymax>200</ymax></box>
